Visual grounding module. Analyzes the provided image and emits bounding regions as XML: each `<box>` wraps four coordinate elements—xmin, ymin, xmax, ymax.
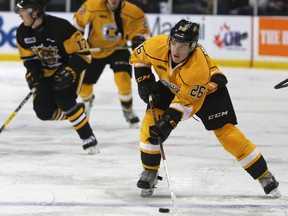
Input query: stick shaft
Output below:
<box><xmin>0</xmin><ymin>90</ymin><xmax>33</xmax><ymax>134</ymax></box>
<box><xmin>148</xmin><ymin>95</ymin><xmax>178</xmax><ymax>210</ymax></box>
<box><xmin>90</xmin><ymin>46</ymin><xmax>131</xmax><ymax>52</ymax></box>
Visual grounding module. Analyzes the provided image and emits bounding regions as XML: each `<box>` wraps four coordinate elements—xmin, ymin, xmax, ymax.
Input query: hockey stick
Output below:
<box><xmin>148</xmin><ymin>95</ymin><xmax>178</xmax><ymax>211</ymax></box>
<box><xmin>90</xmin><ymin>46</ymin><xmax>132</xmax><ymax>52</ymax></box>
<box><xmin>274</xmin><ymin>78</ymin><xmax>288</xmax><ymax>89</ymax></box>
<box><xmin>0</xmin><ymin>88</ymin><xmax>35</xmax><ymax>134</ymax></box>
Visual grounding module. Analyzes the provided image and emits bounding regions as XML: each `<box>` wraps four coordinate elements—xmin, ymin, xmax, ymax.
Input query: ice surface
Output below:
<box><xmin>0</xmin><ymin>62</ymin><xmax>287</xmax><ymax>216</ymax></box>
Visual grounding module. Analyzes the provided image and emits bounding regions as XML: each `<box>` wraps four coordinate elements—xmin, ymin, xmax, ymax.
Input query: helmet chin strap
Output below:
<box><xmin>28</xmin><ymin>11</ymin><xmax>38</xmax><ymax>28</ymax></box>
<box><xmin>29</xmin><ymin>18</ymin><xmax>37</xmax><ymax>28</ymax></box>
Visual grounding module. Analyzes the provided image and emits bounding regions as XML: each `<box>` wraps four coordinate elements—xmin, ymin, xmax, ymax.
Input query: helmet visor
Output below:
<box><xmin>15</xmin><ymin>3</ymin><xmax>32</xmax><ymax>14</ymax></box>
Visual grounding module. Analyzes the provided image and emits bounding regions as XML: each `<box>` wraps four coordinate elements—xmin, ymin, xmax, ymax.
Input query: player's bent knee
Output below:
<box><xmin>114</xmin><ymin>71</ymin><xmax>132</xmax><ymax>94</ymax></box>
<box><xmin>34</xmin><ymin>109</ymin><xmax>54</xmax><ymax>121</ymax></box>
<box><xmin>80</xmin><ymin>83</ymin><xmax>93</xmax><ymax>99</ymax></box>
<box><xmin>213</xmin><ymin>123</ymin><xmax>256</xmax><ymax>159</ymax></box>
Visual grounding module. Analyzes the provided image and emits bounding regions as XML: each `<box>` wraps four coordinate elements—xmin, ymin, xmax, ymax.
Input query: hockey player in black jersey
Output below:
<box><xmin>15</xmin><ymin>0</ymin><xmax>99</xmax><ymax>154</ymax></box>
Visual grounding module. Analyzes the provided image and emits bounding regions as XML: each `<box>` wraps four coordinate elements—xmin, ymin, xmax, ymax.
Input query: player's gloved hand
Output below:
<box><xmin>132</xmin><ymin>35</ymin><xmax>145</xmax><ymax>50</ymax></box>
<box><xmin>53</xmin><ymin>66</ymin><xmax>77</xmax><ymax>90</ymax></box>
<box><xmin>148</xmin><ymin>114</ymin><xmax>177</xmax><ymax>144</ymax></box>
<box><xmin>138</xmin><ymin>80</ymin><xmax>159</xmax><ymax>104</ymax></box>
<box><xmin>138</xmin><ymin>73</ymin><xmax>158</xmax><ymax>103</ymax></box>
<box><xmin>25</xmin><ymin>71</ymin><xmax>41</xmax><ymax>92</ymax></box>
<box><xmin>135</xmin><ymin>68</ymin><xmax>159</xmax><ymax>104</ymax></box>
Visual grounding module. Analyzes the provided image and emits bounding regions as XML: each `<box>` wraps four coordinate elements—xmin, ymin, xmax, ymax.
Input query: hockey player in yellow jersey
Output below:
<box><xmin>73</xmin><ymin>0</ymin><xmax>149</xmax><ymax>128</ymax></box>
<box><xmin>15</xmin><ymin>0</ymin><xmax>99</xmax><ymax>154</ymax></box>
<box><xmin>130</xmin><ymin>19</ymin><xmax>281</xmax><ymax>198</ymax></box>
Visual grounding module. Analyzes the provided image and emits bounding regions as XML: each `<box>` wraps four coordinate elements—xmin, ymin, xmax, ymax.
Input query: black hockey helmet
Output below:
<box><xmin>15</xmin><ymin>0</ymin><xmax>46</xmax><ymax>16</ymax></box>
<box><xmin>169</xmin><ymin>19</ymin><xmax>200</xmax><ymax>48</ymax></box>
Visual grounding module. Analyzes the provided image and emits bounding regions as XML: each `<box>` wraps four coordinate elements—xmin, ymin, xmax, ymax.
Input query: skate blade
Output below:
<box><xmin>83</xmin><ymin>101</ymin><xmax>93</xmax><ymax>119</ymax></box>
<box><xmin>86</xmin><ymin>146</ymin><xmax>100</xmax><ymax>155</ymax></box>
<box><xmin>141</xmin><ymin>188</ymin><xmax>154</xmax><ymax>197</ymax></box>
<box><xmin>270</xmin><ymin>188</ymin><xmax>281</xmax><ymax>198</ymax></box>
<box><xmin>85</xmin><ymin>107</ymin><xmax>91</xmax><ymax>119</ymax></box>
<box><xmin>129</xmin><ymin>122</ymin><xmax>139</xmax><ymax>129</ymax></box>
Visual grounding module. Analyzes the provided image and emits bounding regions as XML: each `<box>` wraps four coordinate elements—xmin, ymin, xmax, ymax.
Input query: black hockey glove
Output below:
<box><xmin>53</xmin><ymin>66</ymin><xmax>77</xmax><ymax>90</ymax></box>
<box><xmin>25</xmin><ymin>71</ymin><xmax>41</xmax><ymax>92</ymax></box>
<box><xmin>131</xmin><ymin>35</ymin><xmax>145</xmax><ymax>50</ymax></box>
<box><xmin>135</xmin><ymin>67</ymin><xmax>158</xmax><ymax>104</ymax></box>
<box><xmin>148</xmin><ymin>114</ymin><xmax>178</xmax><ymax>145</ymax></box>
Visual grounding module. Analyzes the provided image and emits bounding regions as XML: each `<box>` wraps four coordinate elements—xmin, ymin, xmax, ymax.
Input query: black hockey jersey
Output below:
<box><xmin>16</xmin><ymin>14</ymin><xmax>91</xmax><ymax>77</ymax></box>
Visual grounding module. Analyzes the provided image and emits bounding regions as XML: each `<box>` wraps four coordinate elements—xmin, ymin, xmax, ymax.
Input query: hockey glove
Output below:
<box><xmin>53</xmin><ymin>66</ymin><xmax>77</xmax><ymax>90</ymax></box>
<box><xmin>25</xmin><ymin>71</ymin><xmax>41</xmax><ymax>92</ymax></box>
<box><xmin>148</xmin><ymin>114</ymin><xmax>178</xmax><ymax>145</ymax></box>
<box><xmin>131</xmin><ymin>35</ymin><xmax>145</xmax><ymax>50</ymax></box>
<box><xmin>135</xmin><ymin>67</ymin><xmax>158</xmax><ymax>104</ymax></box>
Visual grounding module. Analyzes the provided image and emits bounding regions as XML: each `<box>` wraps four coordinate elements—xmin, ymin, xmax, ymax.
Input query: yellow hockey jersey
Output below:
<box><xmin>130</xmin><ymin>34</ymin><xmax>224</xmax><ymax>120</ymax></box>
<box><xmin>73</xmin><ymin>0</ymin><xmax>149</xmax><ymax>58</ymax></box>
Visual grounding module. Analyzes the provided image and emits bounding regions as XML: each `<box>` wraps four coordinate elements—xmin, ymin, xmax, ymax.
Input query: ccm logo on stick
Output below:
<box><xmin>208</xmin><ymin>111</ymin><xmax>228</xmax><ymax>120</ymax></box>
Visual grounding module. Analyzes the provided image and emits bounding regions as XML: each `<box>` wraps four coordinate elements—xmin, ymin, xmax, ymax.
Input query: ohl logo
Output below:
<box><xmin>214</xmin><ymin>23</ymin><xmax>248</xmax><ymax>49</ymax></box>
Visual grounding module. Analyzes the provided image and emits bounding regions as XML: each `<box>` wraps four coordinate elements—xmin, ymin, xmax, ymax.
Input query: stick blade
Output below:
<box><xmin>274</xmin><ymin>79</ymin><xmax>288</xmax><ymax>89</ymax></box>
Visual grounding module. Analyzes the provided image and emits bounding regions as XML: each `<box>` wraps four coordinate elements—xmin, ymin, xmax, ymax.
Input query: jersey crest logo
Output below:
<box><xmin>103</xmin><ymin>23</ymin><xmax>121</xmax><ymax>41</ymax></box>
<box><xmin>32</xmin><ymin>44</ymin><xmax>61</xmax><ymax>67</ymax></box>
<box><xmin>24</xmin><ymin>37</ymin><xmax>36</xmax><ymax>44</ymax></box>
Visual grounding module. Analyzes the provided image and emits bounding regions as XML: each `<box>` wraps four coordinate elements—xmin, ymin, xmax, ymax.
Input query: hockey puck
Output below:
<box><xmin>159</xmin><ymin>208</ymin><xmax>170</xmax><ymax>213</ymax></box>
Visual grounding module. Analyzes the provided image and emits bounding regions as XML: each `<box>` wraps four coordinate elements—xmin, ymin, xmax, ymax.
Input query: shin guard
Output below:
<box><xmin>214</xmin><ymin>123</ymin><xmax>268</xmax><ymax>179</ymax></box>
<box><xmin>79</xmin><ymin>83</ymin><xmax>93</xmax><ymax>101</ymax></box>
<box><xmin>65</xmin><ymin>103</ymin><xmax>93</xmax><ymax>139</ymax></box>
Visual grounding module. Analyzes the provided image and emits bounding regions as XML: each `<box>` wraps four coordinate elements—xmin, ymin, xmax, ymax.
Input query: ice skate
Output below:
<box><xmin>123</xmin><ymin>109</ymin><xmax>139</xmax><ymax>128</ymax></box>
<box><xmin>259</xmin><ymin>172</ymin><xmax>281</xmax><ymax>198</ymax></box>
<box><xmin>137</xmin><ymin>169</ymin><xmax>162</xmax><ymax>197</ymax></box>
<box><xmin>83</xmin><ymin>94</ymin><xmax>95</xmax><ymax>119</ymax></box>
<box><xmin>82</xmin><ymin>134</ymin><xmax>100</xmax><ymax>155</ymax></box>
